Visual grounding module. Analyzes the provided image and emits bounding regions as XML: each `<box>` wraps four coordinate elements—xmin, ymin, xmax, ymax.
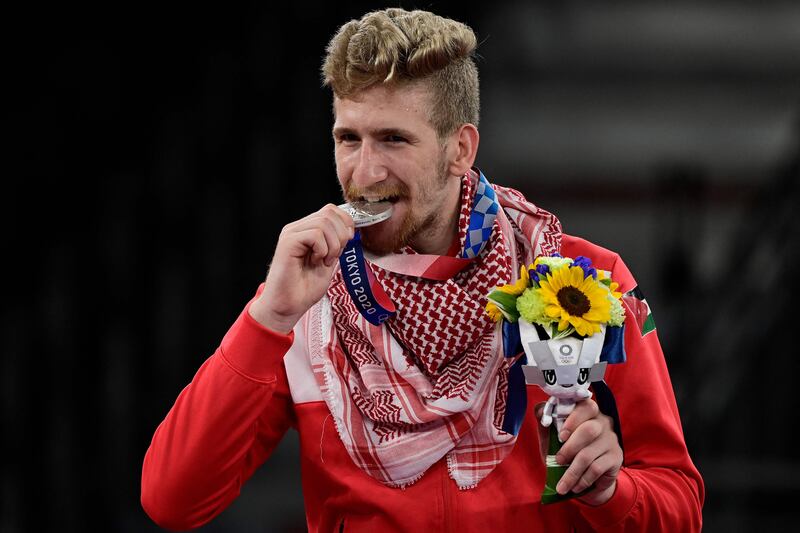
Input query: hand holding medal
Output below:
<box><xmin>248</xmin><ymin>203</ymin><xmax>357</xmax><ymax>332</ymax></box>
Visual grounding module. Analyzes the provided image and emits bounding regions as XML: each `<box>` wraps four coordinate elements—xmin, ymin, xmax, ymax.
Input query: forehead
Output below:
<box><xmin>333</xmin><ymin>83</ymin><xmax>436</xmax><ymax>134</ymax></box>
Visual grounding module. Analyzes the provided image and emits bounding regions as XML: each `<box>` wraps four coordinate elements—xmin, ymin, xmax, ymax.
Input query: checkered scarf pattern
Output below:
<box><xmin>374</xmin><ymin>174</ymin><xmax>509</xmax><ymax>379</ymax></box>
<box><xmin>310</xmin><ymin>170</ymin><xmax>562</xmax><ymax>489</ymax></box>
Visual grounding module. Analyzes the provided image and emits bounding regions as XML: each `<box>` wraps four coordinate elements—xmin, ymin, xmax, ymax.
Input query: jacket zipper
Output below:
<box><xmin>441</xmin><ymin>466</ymin><xmax>453</xmax><ymax>532</ymax></box>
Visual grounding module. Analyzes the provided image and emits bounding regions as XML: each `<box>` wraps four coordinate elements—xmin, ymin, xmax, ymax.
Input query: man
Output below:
<box><xmin>142</xmin><ymin>8</ymin><xmax>704</xmax><ymax>531</ymax></box>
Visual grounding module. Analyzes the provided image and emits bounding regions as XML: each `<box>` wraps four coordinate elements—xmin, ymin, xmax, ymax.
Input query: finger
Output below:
<box><xmin>289</xmin><ymin>204</ymin><xmax>350</xmax><ymax>230</ymax></box>
<box><xmin>555</xmin><ymin>435</ymin><xmax>608</xmax><ymax>495</ymax></box>
<box><xmin>317</xmin><ymin>224</ymin><xmax>344</xmax><ymax>266</ymax></box>
<box><xmin>566</xmin><ymin>450</ymin><xmax>620</xmax><ymax>495</ymax></box>
<box><xmin>586</xmin><ymin>455</ymin><xmax>620</xmax><ymax>494</ymax></box>
<box><xmin>322</xmin><ymin>203</ymin><xmax>356</xmax><ymax>236</ymax></box>
<box><xmin>288</xmin><ymin>211</ymin><xmax>341</xmax><ymax>234</ymax></box>
<box><xmin>555</xmin><ymin>451</ymin><xmax>597</xmax><ymax>495</ymax></box>
<box><xmin>298</xmin><ymin>204</ymin><xmax>355</xmax><ymax>240</ymax></box>
<box><xmin>557</xmin><ymin>416</ymin><xmax>604</xmax><ymax>464</ymax></box>
<box><xmin>556</xmin><ymin>418</ymin><xmax>621</xmax><ymax>496</ymax></box>
<box><xmin>290</xmin><ymin>228</ymin><xmax>330</xmax><ymax>264</ymax></box>
<box><xmin>290</xmin><ymin>208</ymin><xmax>354</xmax><ymax>253</ymax></box>
<box><xmin>320</xmin><ymin>204</ymin><xmax>356</xmax><ymax>243</ymax></box>
<box><xmin>558</xmin><ymin>398</ymin><xmax>600</xmax><ymax>442</ymax></box>
<box><xmin>556</xmin><ymin>426</ymin><xmax>621</xmax><ymax>493</ymax></box>
<box><xmin>575</xmin><ymin>443</ymin><xmax>622</xmax><ymax>495</ymax></box>
<box><xmin>289</xmin><ymin>219</ymin><xmax>346</xmax><ymax>266</ymax></box>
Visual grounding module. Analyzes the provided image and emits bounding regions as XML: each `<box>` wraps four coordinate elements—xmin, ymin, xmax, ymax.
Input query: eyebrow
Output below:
<box><xmin>332</xmin><ymin>126</ymin><xmax>417</xmax><ymax>139</ymax></box>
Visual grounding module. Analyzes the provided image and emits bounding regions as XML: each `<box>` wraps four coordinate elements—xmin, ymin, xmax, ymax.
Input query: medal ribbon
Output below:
<box><xmin>339</xmin><ymin>170</ymin><xmax>499</xmax><ymax>325</ymax></box>
<box><xmin>339</xmin><ymin>231</ymin><xmax>397</xmax><ymax>325</ymax></box>
<box><xmin>501</xmin><ymin>319</ymin><xmax>527</xmax><ymax>436</ymax></box>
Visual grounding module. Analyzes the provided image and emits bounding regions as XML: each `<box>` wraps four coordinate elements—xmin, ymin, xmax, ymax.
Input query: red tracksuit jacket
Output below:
<box><xmin>141</xmin><ymin>235</ymin><xmax>704</xmax><ymax>532</ymax></box>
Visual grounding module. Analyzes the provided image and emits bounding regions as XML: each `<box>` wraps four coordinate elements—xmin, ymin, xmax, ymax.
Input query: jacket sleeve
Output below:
<box><xmin>562</xmin><ymin>238</ymin><xmax>705</xmax><ymax>531</ymax></box>
<box><xmin>141</xmin><ymin>284</ymin><xmax>297</xmax><ymax>531</ymax></box>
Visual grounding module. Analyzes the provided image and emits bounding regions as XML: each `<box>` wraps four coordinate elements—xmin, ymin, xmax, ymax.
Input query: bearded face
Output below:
<box><xmin>342</xmin><ymin>150</ymin><xmax>449</xmax><ymax>255</ymax></box>
<box><xmin>333</xmin><ymin>83</ymin><xmax>464</xmax><ymax>256</ymax></box>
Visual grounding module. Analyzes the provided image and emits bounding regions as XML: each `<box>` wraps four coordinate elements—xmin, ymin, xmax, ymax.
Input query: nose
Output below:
<box><xmin>351</xmin><ymin>140</ymin><xmax>388</xmax><ymax>188</ymax></box>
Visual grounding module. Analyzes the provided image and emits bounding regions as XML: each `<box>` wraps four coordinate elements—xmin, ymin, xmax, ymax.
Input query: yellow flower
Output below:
<box><xmin>609</xmin><ymin>281</ymin><xmax>622</xmax><ymax>300</ymax></box>
<box><xmin>539</xmin><ymin>265</ymin><xmax>611</xmax><ymax>337</ymax></box>
<box><xmin>485</xmin><ymin>301</ymin><xmax>504</xmax><ymax>322</ymax></box>
<box><xmin>496</xmin><ymin>264</ymin><xmax>530</xmax><ymax>296</ymax></box>
<box><xmin>598</xmin><ymin>270</ymin><xmax>622</xmax><ymax>299</ymax></box>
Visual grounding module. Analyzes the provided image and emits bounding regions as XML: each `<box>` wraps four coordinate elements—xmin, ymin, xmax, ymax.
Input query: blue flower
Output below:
<box><xmin>530</xmin><ymin>263</ymin><xmax>550</xmax><ymax>284</ymax></box>
<box><xmin>573</xmin><ymin>255</ymin><xmax>592</xmax><ymax>267</ymax></box>
<box><xmin>573</xmin><ymin>255</ymin><xmax>597</xmax><ymax>279</ymax></box>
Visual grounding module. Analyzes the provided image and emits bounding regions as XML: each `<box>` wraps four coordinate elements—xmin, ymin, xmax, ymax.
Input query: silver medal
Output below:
<box><xmin>338</xmin><ymin>201</ymin><xmax>394</xmax><ymax>228</ymax></box>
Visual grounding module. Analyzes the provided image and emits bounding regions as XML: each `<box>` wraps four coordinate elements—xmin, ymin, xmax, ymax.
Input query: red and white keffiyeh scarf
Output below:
<box><xmin>304</xmin><ymin>169</ymin><xmax>562</xmax><ymax>489</ymax></box>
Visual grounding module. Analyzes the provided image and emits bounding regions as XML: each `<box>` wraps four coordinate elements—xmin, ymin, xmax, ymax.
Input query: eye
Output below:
<box><xmin>385</xmin><ymin>135</ymin><xmax>407</xmax><ymax>143</ymax></box>
<box><xmin>339</xmin><ymin>133</ymin><xmax>358</xmax><ymax>143</ymax></box>
<box><xmin>543</xmin><ymin>369</ymin><xmax>556</xmax><ymax>386</ymax></box>
<box><xmin>578</xmin><ymin>368</ymin><xmax>590</xmax><ymax>385</ymax></box>
<box><xmin>334</xmin><ymin>132</ymin><xmax>359</xmax><ymax>145</ymax></box>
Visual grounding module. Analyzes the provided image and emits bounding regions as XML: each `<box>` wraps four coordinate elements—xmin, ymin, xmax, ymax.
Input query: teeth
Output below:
<box><xmin>363</xmin><ymin>196</ymin><xmax>388</xmax><ymax>203</ymax></box>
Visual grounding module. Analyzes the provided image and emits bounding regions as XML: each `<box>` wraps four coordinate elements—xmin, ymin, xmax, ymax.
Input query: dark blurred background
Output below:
<box><xmin>4</xmin><ymin>1</ymin><xmax>799</xmax><ymax>531</ymax></box>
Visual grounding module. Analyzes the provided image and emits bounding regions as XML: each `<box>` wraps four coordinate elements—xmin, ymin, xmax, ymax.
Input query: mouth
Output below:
<box><xmin>357</xmin><ymin>194</ymin><xmax>402</xmax><ymax>204</ymax></box>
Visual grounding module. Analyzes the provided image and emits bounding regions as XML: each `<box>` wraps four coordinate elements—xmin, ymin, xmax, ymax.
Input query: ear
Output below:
<box><xmin>446</xmin><ymin>123</ymin><xmax>480</xmax><ymax>176</ymax></box>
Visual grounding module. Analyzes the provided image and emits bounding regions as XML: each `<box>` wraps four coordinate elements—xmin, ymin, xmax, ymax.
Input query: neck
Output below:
<box><xmin>410</xmin><ymin>176</ymin><xmax>462</xmax><ymax>255</ymax></box>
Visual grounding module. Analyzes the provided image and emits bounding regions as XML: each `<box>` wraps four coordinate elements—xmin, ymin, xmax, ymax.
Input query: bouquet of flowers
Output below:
<box><xmin>485</xmin><ymin>253</ymin><xmax>626</xmax><ymax>504</ymax></box>
<box><xmin>486</xmin><ymin>254</ymin><xmax>624</xmax><ymax>337</ymax></box>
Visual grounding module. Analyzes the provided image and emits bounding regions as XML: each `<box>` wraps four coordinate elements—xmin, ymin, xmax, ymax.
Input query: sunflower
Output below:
<box><xmin>539</xmin><ymin>265</ymin><xmax>611</xmax><ymax>337</ymax></box>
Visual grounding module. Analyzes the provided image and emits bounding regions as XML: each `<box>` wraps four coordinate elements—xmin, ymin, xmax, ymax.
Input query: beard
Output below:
<box><xmin>342</xmin><ymin>157</ymin><xmax>450</xmax><ymax>256</ymax></box>
<box><xmin>359</xmin><ymin>203</ymin><xmax>435</xmax><ymax>255</ymax></box>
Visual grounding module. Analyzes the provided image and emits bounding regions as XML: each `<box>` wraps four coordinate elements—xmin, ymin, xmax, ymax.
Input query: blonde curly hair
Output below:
<box><xmin>322</xmin><ymin>8</ymin><xmax>479</xmax><ymax>139</ymax></box>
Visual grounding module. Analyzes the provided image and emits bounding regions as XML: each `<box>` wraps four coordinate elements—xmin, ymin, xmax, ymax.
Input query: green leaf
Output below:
<box><xmin>501</xmin><ymin>307</ymin><xmax>521</xmax><ymax>323</ymax></box>
<box><xmin>488</xmin><ymin>290</ymin><xmax>518</xmax><ymax>310</ymax></box>
<box><xmin>488</xmin><ymin>290</ymin><xmax>521</xmax><ymax>323</ymax></box>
